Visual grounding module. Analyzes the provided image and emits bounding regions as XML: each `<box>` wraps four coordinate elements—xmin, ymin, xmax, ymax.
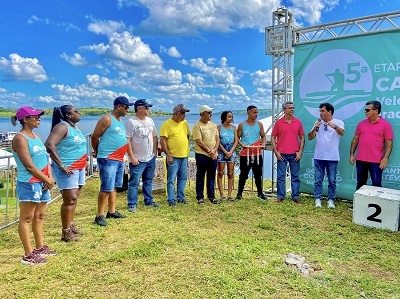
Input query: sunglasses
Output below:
<box><xmin>324</xmin><ymin>124</ymin><xmax>328</xmax><ymax>131</ymax></box>
<box><xmin>205</xmin><ymin>111</ymin><xmax>212</xmax><ymax>114</ymax></box>
<box><xmin>27</xmin><ymin>115</ymin><xmax>41</xmax><ymax>119</ymax></box>
<box><xmin>121</xmin><ymin>105</ymin><xmax>129</xmax><ymax>110</ymax></box>
<box><xmin>364</xmin><ymin>108</ymin><xmax>375</xmax><ymax>113</ymax></box>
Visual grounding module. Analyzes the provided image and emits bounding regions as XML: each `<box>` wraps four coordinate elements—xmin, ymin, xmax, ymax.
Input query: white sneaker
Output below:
<box><xmin>328</xmin><ymin>199</ymin><xmax>335</xmax><ymax>209</ymax></box>
<box><xmin>315</xmin><ymin>198</ymin><xmax>322</xmax><ymax>208</ymax></box>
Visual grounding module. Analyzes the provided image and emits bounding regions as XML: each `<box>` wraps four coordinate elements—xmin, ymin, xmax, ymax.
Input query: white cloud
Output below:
<box><xmin>51</xmin><ymin>83</ymin><xmax>131</xmax><ymax>107</ymax></box>
<box><xmin>251</xmin><ymin>70</ymin><xmax>273</xmax><ymax>88</ymax></box>
<box><xmin>88</xmin><ymin>20</ymin><xmax>125</xmax><ymax>36</ymax></box>
<box><xmin>134</xmin><ymin>0</ymin><xmax>281</xmax><ymax>34</ymax></box>
<box><xmin>0</xmin><ymin>53</ymin><xmax>48</xmax><ymax>82</ymax></box>
<box><xmin>224</xmin><ymin>84</ymin><xmax>246</xmax><ymax>96</ymax></box>
<box><xmin>60</xmin><ymin>52</ymin><xmax>103</xmax><ymax>69</ymax></box>
<box><xmin>182</xmin><ymin>57</ymin><xmax>242</xmax><ymax>85</ymax></box>
<box><xmin>160</xmin><ymin>46</ymin><xmax>182</xmax><ymax>58</ymax></box>
<box><xmin>27</xmin><ymin>15</ymin><xmax>81</xmax><ymax>31</ymax></box>
<box><xmin>37</xmin><ymin>96</ymin><xmax>57</xmax><ymax>103</ymax></box>
<box><xmin>0</xmin><ymin>87</ymin><xmax>6</xmax><ymax>92</ymax></box>
<box><xmin>289</xmin><ymin>0</ymin><xmax>340</xmax><ymax>24</ymax></box>
<box><xmin>60</xmin><ymin>52</ymin><xmax>88</xmax><ymax>67</ymax></box>
<box><xmin>82</xmin><ymin>31</ymin><xmax>163</xmax><ymax>69</ymax></box>
<box><xmin>117</xmin><ymin>0</ymin><xmax>340</xmax><ymax>35</ymax></box>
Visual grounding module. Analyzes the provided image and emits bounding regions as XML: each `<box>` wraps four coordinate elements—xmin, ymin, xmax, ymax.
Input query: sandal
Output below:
<box><xmin>228</xmin><ymin>197</ymin><xmax>234</xmax><ymax>202</ymax></box>
<box><xmin>220</xmin><ymin>197</ymin><xmax>226</xmax><ymax>201</ymax></box>
<box><xmin>197</xmin><ymin>198</ymin><xmax>205</xmax><ymax>205</ymax></box>
<box><xmin>209</xmin><ymin>198</ymin><xmax>220</xmax><ymax>204</ymax></box>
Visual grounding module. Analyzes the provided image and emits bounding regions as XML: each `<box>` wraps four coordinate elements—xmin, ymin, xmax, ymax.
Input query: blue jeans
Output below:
<box><xmin>314</xmin><ymin>159</ymin><xmax>338</xmax><ymax>200</ymax></box>
<box><xmin>166</xmin><ymin>157</ymin><xmax>188</xmax><ymax>203</ymax></box>
<box><xmin>195</xmin><ymin>153</ymin><xmax>217</xmax><ymax>199</ymax></box>
<box><xmin>356</xmin><ymin>160</ymin><xmax>382</xmax><ymax>190</ymax></box>
<box><xmin>276</xmin><ymin>153</ymin><xmax>300</xmax><ymax>200</ymax></box>
<box><xmin>127</xmin><ymin>156</ymin><xmax>156</xmax><ymax>207</ymax></box>
<box><xmin>97</xmin><ymin>158</ymin><xmax>124</xmax><ymax>192</ymax></box>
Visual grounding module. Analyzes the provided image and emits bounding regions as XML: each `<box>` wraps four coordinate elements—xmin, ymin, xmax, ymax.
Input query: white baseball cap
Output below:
<box><xmin>199</xmin><ymin>105</ymin><xmax>214</xmax><ymax>113</ymax></box>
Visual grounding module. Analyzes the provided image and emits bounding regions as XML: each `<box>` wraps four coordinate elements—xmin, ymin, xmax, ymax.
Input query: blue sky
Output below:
<box><xmin>0</xmin><ymin>0</ymin><xmax>399</xmax><ymax>112</ymax></box>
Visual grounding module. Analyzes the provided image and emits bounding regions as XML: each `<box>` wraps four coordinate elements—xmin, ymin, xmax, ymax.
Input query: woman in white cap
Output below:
<box><xmin>11</xmin><ymin>106</ymin><xmax>56</xmax><ymax>265</ymax></box>
<box><xmin>45</xmin><ymin>105</ymin><xmax>86</xmax><ymax>242</ymax></box>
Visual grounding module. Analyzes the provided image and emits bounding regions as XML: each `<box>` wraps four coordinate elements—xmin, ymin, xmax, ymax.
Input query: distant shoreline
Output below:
<box><xmin>0</xmin><ymin>107</ymin><xmax>271</xmax><ymax>117</ymax></box>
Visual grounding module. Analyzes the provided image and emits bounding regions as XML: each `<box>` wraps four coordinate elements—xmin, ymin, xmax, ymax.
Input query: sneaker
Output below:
<box><xmin>168</xmin><ymin>201</ymin><xmax>177</xmax><ymax>206</ymax></box>
<box><xmin>145</xmin><ymin>202</ymin><xmax>159</xmax><ymax>208</ymax></box>
<box><xmin>21</xmin><ymin>252</ymin><xmax>47</xmax><ymax>265</ymax></box>
<box><xmin>178</xmin><ymin>199</ymin><xmax>188</xmax><ymax>204</ymax></box>
<box><xmin>106</xmin><ymin>211</ymin><xmax>127</xmax><ymax>218</ymax></box>
<box><xmin>128</xmin><ymin>206</ymin><xmax>137</xmax><ymax>213</ymax></box>
<box><xmin>328</xmin><ymin>199</ymin><xmax>335</xmax><ymax>209</ymax></box>
<box><xmin>235</xmin><ymin>194</ymin><xmax>242</xmax><ymax>201</ymax></box>
<box><xmin>197</xmin><ymin>198</ymin><xmax>205</xmax><ymax>205</ymax></box>
<box><xmin>94</xmin><ymin>215</ymin><xmax>107</xmax><ymax>226</ymax></box>
<box><xmin>315</xmin><ymin>198</ymin><xmax>322</xmax><ymax>208</ymax></box>
<box><xmin>258</xmin><ymin>194</ymin><xmax>267</xmax><ymax>201</ymax></box>
<box><xmin>33</xmin><ymin>244</ymin><xmax>57</xmax><ymax>256</ymax></box>
<box><xmin>228</xmin><ymin>197</ymin><xmax>235</xmax><ymax>202</ymax></box>
<box><xmin>61</xmin><ymin>228</ymin><xmax>80</xmax><ymax>242</ymax></box>
<box><xmin>70</xmin><ymin>222</ymin><xmax>83</xmax><ymax>234</ymax></box>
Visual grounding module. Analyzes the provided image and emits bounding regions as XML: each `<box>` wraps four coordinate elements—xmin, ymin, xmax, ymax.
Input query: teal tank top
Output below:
<box><xmin>13</xmin><ymin>133</ymin><xmax>49</xmax><ymax>183</ymax></box>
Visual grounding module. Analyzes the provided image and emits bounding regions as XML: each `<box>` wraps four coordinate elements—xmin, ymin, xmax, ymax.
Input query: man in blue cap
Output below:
<box><xmin>92</xmin><ymin>96</ymin><xmax>133</xmax><ymax>226</ymax></box>
<box><xmin>126</xmin><ymin>99</ymin><xmax>159</xmax><ymax>212</ymax></box>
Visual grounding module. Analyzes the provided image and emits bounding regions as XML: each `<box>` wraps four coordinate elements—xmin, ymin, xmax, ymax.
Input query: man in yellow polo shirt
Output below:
<box><xmin>160</xmin><ymin>104</ymin><xmax>191</xmax><ymax>206</ymax></box>
<box><xmin>192</xmin><ymin>105</ymin><xmax>220</xmax><ymax>204</ymax></box>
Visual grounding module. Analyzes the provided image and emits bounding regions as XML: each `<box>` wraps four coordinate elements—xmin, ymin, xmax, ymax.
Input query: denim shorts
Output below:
<box><xmin>51</xmin><ymin>163</ymin><xmax>85</xmax><ymax>190</ymax></box>
<box><xmin>217</xmin><ymin>150</ymin><xmax>236</xmax><ymax>163</ymax></box>
<box><xmin>97</xmin><ymin>158</ymin><xmax>124</xmax><ymax>192</ymax></box>
<box><xmin>16</xmin><ymin>181</ymin><xmax>51</xmax><ymax>203</ymax></box>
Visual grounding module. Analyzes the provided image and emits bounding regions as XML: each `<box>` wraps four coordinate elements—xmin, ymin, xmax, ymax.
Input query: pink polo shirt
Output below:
<box><xmin>355</xmin><ymin>117</ymin><xmax>393</xmax><ymax>163</ymax></box>
<box><xmin>271</xmin><ymin>117</ymin><xmax>304</xmax><ymax>154</ymax></box>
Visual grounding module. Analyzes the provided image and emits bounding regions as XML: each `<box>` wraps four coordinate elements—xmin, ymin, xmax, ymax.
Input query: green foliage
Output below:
<box><xmin>0</xmin><ymin>178</ymin><xmax>400</xmax><ymax>298</ymax></box>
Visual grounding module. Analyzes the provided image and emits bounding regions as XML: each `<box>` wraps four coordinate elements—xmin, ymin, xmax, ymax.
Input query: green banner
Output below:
<box><xmin>294</xmin><ymin>31</ymin><xmax>400</xmax><ymax>200</ymax></box>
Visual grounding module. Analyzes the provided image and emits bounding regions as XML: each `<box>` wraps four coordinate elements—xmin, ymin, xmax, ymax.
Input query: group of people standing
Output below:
<box><xmin>10</xmin><ymin>96</ymin><xmax>392</xmax><ymax>265</ymax></box>
<box><xmin>270</xmin><ymin>100</ymin><xmax>393</xmax><ymax>210</ymax></box>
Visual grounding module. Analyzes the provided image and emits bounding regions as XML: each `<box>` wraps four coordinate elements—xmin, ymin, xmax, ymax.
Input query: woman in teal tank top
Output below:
<box><xmin>217</xmin><ymin>111</ymin><xmax>238</xmax><ymax>201</ymax></box>
<box><xmin>45</xmin><ymin>105</ymin><xmax>86</xmax><ymax>242</ymax></box>
<box><xmin>11</xmin><ymin>106</ymin><xmax>56</xmax><ymax>265</ymax></box>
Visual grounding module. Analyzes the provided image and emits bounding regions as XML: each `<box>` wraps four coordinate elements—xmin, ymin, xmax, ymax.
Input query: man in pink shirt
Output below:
<box><xmin>271</xmin><ymin>101</ymin><xmax>305</xmax><ymax>203</ymax></box>
<box><xmin>350</xmin><ymin>100</ymin><xmax>393</xmax><ymax>190</ymax></box>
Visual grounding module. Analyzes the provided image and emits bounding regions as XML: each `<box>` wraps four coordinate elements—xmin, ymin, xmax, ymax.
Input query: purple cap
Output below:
<box><xmin>15</xmin><ymin>106</ymin><xmax>44</xmax><ymax>120</ymax></box>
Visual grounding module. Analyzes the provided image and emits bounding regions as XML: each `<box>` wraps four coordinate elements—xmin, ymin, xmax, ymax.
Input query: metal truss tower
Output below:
<box><xmin>265</xmin><ymin>7</ymin><xmax>400</xmax><ymax>195</ymax></box>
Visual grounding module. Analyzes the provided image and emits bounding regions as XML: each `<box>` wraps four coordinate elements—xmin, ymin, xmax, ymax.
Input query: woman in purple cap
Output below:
<box><xmin>11</xmin><ymin>106</ymin><xmax>56</xmax><ymax>265</ymax></box>
<box><xmin>45</xmin><ymin>105</ymin><xmax>87</xmax><ymax>242</ymax></box>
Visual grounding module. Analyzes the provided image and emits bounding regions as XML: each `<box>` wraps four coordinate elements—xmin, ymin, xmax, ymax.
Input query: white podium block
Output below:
<box><xmin>353</xmin><ymin>185</ymin><xmax>400</xmax><ymax>231</ymax></box>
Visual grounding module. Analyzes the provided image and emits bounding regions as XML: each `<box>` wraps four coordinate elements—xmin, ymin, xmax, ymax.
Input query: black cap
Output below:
<box><xmin>134</xmin><ymin>99</ymin><xmax>153</xmax><ymax>108</ymax></box>
<box><xmin>114</xmin><ymin>96</ymin><xmax>134</xmax><ymax>106</ymax></box>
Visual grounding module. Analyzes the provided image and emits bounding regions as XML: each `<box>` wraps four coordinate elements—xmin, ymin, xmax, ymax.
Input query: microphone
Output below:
<box><xmin>315</xmin><ymin>118</ymin><xmax>321</xmax><ymax>132</ymax></box>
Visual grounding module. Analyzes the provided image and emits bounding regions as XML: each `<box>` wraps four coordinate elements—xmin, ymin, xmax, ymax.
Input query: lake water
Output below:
<box><xmin>0</xmin><ymin>113</ymin><xmax>273</xmax><ymax>178</ymax></box>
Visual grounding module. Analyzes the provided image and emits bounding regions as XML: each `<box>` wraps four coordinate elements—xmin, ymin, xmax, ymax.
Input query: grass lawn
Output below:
<box><xmin>0</xmin><ymin>178</ymin><xmax>399</xmax><ymax>298</ymax></box>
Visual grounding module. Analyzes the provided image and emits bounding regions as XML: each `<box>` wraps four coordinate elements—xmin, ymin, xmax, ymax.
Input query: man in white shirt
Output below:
<box><xmin>126</xmin><ymin>99</ymin><xmax>159</xmax><ymax>212</ymax></box>
<box><xmin>308</xmin><ymin>103</ymin><xmax>345</xmax><ymax>209</ymax></box>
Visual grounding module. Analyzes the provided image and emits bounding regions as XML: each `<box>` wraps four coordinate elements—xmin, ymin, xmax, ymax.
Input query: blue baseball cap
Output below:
<box><xmin>114</xmin><ymin>96</ymin><xmax>134</xmax><ymax>106</ymax></box>
<box><xmin>134</xmin><ymin>99</ymin><xmax>153</xmax><ymax>108</ymax></box>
